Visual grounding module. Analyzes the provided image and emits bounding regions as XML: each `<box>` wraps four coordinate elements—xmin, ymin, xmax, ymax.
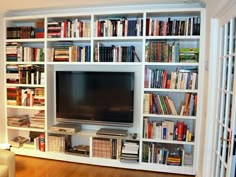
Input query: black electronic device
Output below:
<box><xmin>56</xmin><ymin>71</ymin><xmax>134</xmax><ymax>127</ymax></box>
<box><xmin>96</xmin><ymin>128</ymin><xmax>128</xmax><ymax>137</ymax></box>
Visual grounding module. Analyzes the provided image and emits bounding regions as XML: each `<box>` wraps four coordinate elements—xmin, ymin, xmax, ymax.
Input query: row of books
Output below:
<box><xmin>7</xmin><ymin>20</ymin><xmax>44</xmax><ymax>39</ymax></box>
<box><xmin>143</xmin><ymin>93</ymin><xmax>197</xmax><ymax>116</ymax></box>
<box><xmin>7</xmin><ymin>27</ymin><xmax>35</xmax><ymax>39</ymax></box>
<box><xmin>6</xmin><ymin>41</ymin><xmax>198</xmax><ymax>64</ymax></box>
<box><xmin>30</xmin><ymin>133</ymin><xmax>46</xmax><ymax>151</ymax></box>
<box><xmin>143</xmin><ymin>94</ymin><xmax>177</xmax><ymax>115</ymax></box>
<box><xmin>7</xmin><ymin>87</ymin><xmax>45</xmax><ymax>107</ymax></box>
<box><xmin>145</xmin><ymin>41</ymin><xmax>199</xmax><ymax>63</ymax></box>
<box><xmin>6</xmin><ymin>15</ymin><xmax>200</xmax><ymax>39</ymax></box>
<box><xmin>144</xmin><ymin>67</ymin><xmax>198</xmax><ymax>89</ymax></box>
<box><xmin>94</xmin><ymin>43</ymin><xmax>139</xmax><ymax>62</ymax></box>
<box><xmin>10</xmin><ymin>133</ymin><xmax>45</xmax><ymax>152</ymax></box>
<box><xmin>6</xmin><ymin>64</ymin><xmax>45</xmax><ymax>85</ymax></box>
<box><xmin>48</xmin><ymin>45</ymin><xmax>91</xmax><ymax>62</ymax></box>
<box><xmin>96</xmin><ymin>18</ymin><xmax>143</xmax><ymax>37</ymax></box>
<box><xmin>48</xmin><ymin>135</ymin><xmax>72</xmax><ymax>153</ymax></box>
<box><xmin>142</xmin><ymin>143</ymin><xmax>193</xmax><ymax>166</ymax></box>
<box><xmin>146</xmin><ymin>17</ymin><xmax>200</xmax><ymax>36</ymax></box>
<box><xmin>7</xmin><ymin>110</ymin><xmax>45</xmax><ymax>129</ymax></box>
<box><xmin>143</xmin><ymin>119</ymin><xmax>193</xmax><ymax>142</ymax></box>
<box><xmin>6</xmin><ymin>42</ymin><xmax>44</xmax><ymax>62</ymax></box>
<box><xmin>47</xmin><ymin>20</ymin><xmax>91</xmax><ymax>38</ymax></box>
<box><xmin>92</xmin><ymin>137</ymin><xmax>121</xmax><ymax>159</ymax></box>
<box><xmin>145</xmin><ymin>41</ymin><xmax>179</xmax><ymax>63</ymax></box>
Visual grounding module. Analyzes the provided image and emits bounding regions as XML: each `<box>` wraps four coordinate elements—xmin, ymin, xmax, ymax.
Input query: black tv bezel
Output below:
<box><xmin>55</xmin><ymin>71</ymin><xmax>135</xmax><ymax>127</ymax></box>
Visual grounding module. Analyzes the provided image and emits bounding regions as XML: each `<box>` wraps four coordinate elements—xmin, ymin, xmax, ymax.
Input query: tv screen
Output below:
<box><xmin>56</xmin><ymin>71</ymin><xmax>134</xmax><ymax>127</ymax></box>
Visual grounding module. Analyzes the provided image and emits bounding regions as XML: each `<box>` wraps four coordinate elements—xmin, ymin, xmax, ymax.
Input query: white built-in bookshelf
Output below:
<box><xmin>3</xmin><ymin>4</ymin><xmax>205</xmax><ymax>175</ymax></box>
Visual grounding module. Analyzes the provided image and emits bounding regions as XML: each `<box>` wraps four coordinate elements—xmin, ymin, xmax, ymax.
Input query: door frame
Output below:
<box><xmin>202</xmin><ymin>1</ymin><xmax>236</xmax><ymax>177</ymax></box>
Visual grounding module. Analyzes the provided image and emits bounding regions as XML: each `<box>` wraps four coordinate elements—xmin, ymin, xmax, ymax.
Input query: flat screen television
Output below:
<box><xmin>56</xmin><ymin>71</ymin><xmax>135</xmax><ymax>127</ymax></box>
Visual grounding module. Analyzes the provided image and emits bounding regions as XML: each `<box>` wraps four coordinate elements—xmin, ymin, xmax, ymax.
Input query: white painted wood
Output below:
<box><xmin>3</xmin><ymin>5</ymin><xmax>205</xmax><ymax>175</ymax></box>
<box><xmin>208</xmin><ymin>16</ymin><xmax>236</xmax><ymax>177</ymax></box>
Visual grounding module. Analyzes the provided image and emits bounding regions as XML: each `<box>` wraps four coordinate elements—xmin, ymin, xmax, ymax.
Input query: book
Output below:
<box><xmin>39</xmin><ymin>133</ymin><xmax>45</xmax><ymax>152</ymax></box>
<box><xmin>10</xmin><ymin>136</ymin><xmax>29</xmax><ymax>148</ymax></box>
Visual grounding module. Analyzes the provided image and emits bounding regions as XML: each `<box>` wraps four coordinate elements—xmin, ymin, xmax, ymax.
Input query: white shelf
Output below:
<box><xmin>6</xmin><ymin>105</ymin><xmax>45</xmax><ymax>110</ymax></box>
<box><xmin>6</xmin><ymin>84</ymin><xmax>44</xmax><ymax>88</ymax></box>
<box><xmin>11</xmin><ymin>146</ymin><xmax>194</xmax><ymax>175</ymax></box>
<box><xmin>7</xmin><ymin>126</ymin><xmax>45</xmax><ymax>132</ymax></box>
<box><xmin>145</xmin><ymin>62</ymin><xmax>199</xmax><ymax>66</ymax></box>
<box><xmin>10</xmin><ymin>147</ymin><xmax>46</xmax><ymax>156</ymax></box>
<box><xmin>4</xmin><ymin>5</ymin><xmax>204</xmax><ymax>175</ymax></box>
<box><xmin>144</xmin><ymin>88</ymin><xmax>198</xmax><ymax>93</ymax></box>
<box><xmin>47</xmin><ymin>37</ymin><xmax>91</xmax><ymax>41</ymax></box>
<box><xmin>142</xmin><ymin>138</ymin><xmax>195</xmax><ymax>145</ymax></box>
<box><xmin>93</xmin><ymin>36</ymin><xmax>143</xmax><ymax>41</ymax></box>
<box><xmin>140</xmin><ymin>162</ymin><xmax>194</xmax><ymax>175</ymax></box>
<box><xmin>143</xmin><ymin>114</ymin><xmax>197</xmax><ymax>120</ymax></box>
<box><xmin>47</xmin><ymin>129</ymin><xmax>97</xmax><ymax>136</ymax></box>
<box><xmin>6</xmin><ymin>61</ymin><xmax>45</xmax><ymax>65</ymax></box>
<box><xmin>145</xmin><ymin>35</ymin><xmax>200</xmax><ymax>40</ymax></box>
<box><xmin>46</xmin><ymin>62</ymin><xmax>143</xmax><ymax>66</ymax></box>
<box><xmin>6</xmin><ymin>39</ymin><xmax>44</xmax><ymax>43</ymax></box>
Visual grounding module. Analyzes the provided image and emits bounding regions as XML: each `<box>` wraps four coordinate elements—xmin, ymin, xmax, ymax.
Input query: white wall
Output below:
<box><xmin>0</xmin><ymin>0</ymin><xmax>193</xmax><ymax>11</ymax></box>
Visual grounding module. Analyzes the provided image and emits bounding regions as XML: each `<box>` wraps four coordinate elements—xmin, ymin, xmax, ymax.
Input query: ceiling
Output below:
<box><xmin>1</xmin><ymin>0</ymin><xmax>206</xmax><ymax>12</ymax></box>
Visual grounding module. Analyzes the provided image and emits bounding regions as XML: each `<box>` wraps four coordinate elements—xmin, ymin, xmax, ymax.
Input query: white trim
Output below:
<box><xmin>202</xmin><ymin>18</ymin><xmax>219</xmax><ymax>177</ymax></box>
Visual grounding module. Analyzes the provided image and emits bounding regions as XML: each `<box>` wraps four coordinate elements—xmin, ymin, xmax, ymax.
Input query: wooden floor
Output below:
<box><xmin>16</xmin><ymin>155</ymin><xmax>194</xmax><ymax>177</ymax></box>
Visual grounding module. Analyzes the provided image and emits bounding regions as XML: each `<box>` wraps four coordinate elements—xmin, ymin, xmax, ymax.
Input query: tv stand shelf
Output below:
<box><xmin>3</xmin><ymin>3</ymin><xmax>205</xmax><ymax>175</ymax></box>
<box><xmin>48</xmin><ymin>129</ymin><xmax>97</xmax><ymax>136</ymax></box>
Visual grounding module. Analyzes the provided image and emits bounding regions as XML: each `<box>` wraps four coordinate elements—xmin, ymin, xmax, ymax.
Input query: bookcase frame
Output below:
<box><xmin>3</xmin><ymin>4</ymin><xmax>205</xmax><ymax>175</ymax></box>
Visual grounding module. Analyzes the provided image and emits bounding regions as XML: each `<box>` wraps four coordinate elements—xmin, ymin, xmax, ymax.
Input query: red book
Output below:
<box><xmin>177</xmin><ymin>122</ymin><xmax>184</xmax><ymax>141</ymax></box>
<box><xmin>79</xmin><ymin>21</ymin><xmax>83</xmax><ymax>37</ymax></box>
<box><xmin>146</xmin><ymin>18</ymin><xmax>150</xmax><ymax>36</ymax></box>
<box><xmin>163</xmin><ymin>96</ymin><xmax>172</xmax><ymax>114</ymax></box>
<box><xmin>97</xmin><ymin>21</ymin><xmax>101</xmax><ymax>37</ymax></box>
<box><xmin>162</xmin><ymin>70</ymin><xmax>168</xmax><ymax>88</ymax></box>
<box><xmin>184</xmin><ymin>93</ymin><xmax>191</xmax><ymax>116</ymax></box>
<box><xmin>39</xmin><ymin>134</ymin><xmax>45</xmax><ymax>152</ymax></box>
<box><xmin>148</xmin><ymin>122</ymin><xmax>153</xmax><ymax>139</ymax></box>
<box><xmin>63</xmin><ymin>21</ymin><xmax>67</xmax><ymax>38</ymax></box>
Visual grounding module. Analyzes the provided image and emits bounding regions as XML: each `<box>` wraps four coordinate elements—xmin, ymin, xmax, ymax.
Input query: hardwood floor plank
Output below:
<box><xmin>15</xmin><ymin>155</ymin><xmax>194</xmax><ymax>177</ymax></box>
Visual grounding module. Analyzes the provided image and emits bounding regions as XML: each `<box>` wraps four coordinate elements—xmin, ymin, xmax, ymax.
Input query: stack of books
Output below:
<box><xmin>9</xmin><ymin>136</ymin><xmax>29</xmax><ymax>148</ymax></box>
<box><xmin>167</xmin><ymin>153</ymin><xmax>182</xmax><ymax>166</ymax></box>
<box><xmin>6</xmin><ymin>64</ymin><xmax>19</xmax><ymax>84</ymax></box>
<box><xmin>6</xmin><ymin>42</ymin><xmax>19</xmax><ymax>62</ymax></box>
<box><xmin>120</xmin><ymin>141</ymin><xmax>139</xmax><ymax>163</ymax></box>
<box><xmin>52</xmin><ymin>41</ymin><xmax>73</xmax><ymax>62</ymax></box>
<box><xmin>30</xmin><ymin>110</ymin><xmax>45</xmax><ymax>129</ymax></box>
<box><xmin>7</xmin><ymin>115</ymin><xmax>30</xmax><ymax>127</ymax></box>
<box><xmin>179</xmin><ymin>48</ymin><xmax>199</xmax><ymax>63</ymax></box>
<box><xmin>35</xmin><ymin>20</ymin><xmax>44</xmax><ymax>38</ymax></box>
